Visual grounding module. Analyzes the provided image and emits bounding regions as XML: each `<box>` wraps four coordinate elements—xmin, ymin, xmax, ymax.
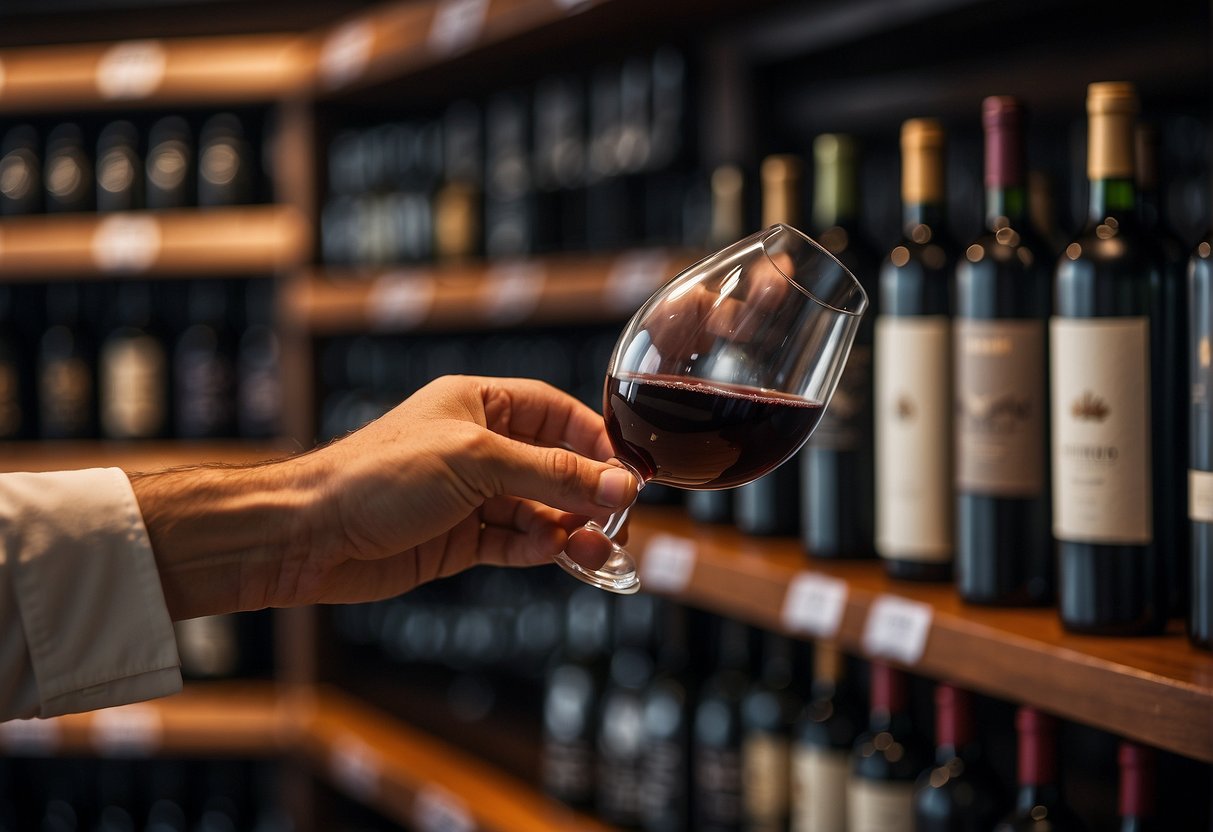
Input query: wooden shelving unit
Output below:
<box><xmin>300</xmin><ymin>688</ymin><xmax>618</xmax><ymax>832</ymax></box>
<box><xmin>0</xmin><ymin>681</ymin><xmax>285</xmax><ymax>757</ymax></box>
<box><xmin>0</xmin><ymin>441</ymin><xmax>294</xmax><ymax>474</ymax></box>
<box><xmin>628</xmin><ymin>507</ymin><xmax>1213</xmax><ymax>765</ymax></box>
<box><xmin>289</xmin><ymin>250</ymin><xmax>699</xmax><ymax>334</ymax></box>
<box><xmin>0</xmin><ymin>205</ymin><xmax>309</xmax><ymax>278</ymax></box>
<box><xmin>0</xmin><ymin>34</ymin><xmax>316</xmax><ymax>113</ymax></box>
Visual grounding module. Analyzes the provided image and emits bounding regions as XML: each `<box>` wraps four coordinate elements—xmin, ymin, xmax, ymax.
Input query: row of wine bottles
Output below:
<box><xmin>0</xmin><ymin>757</ymin><xmax>288</xmax><ymax>832</ymax></box>
<box><xmin>687</xmin><ymin>82</ymin><xmax>1209</xmax><ymax>646</ymax></box>
<box><xmin>0</xmin><ymin>279</ymin><xmax>282</xmax><ymax>441</ymax></box>
<box><xmin>535</xmin><ymin>590</ymin><xmax>1207</xmax><ymax>832</ymax></box>
<box><xmin>0</xmin><ymin>113</ymin><xmax>271</xmax><ymax>215</ymax></box>
<box><xmin>321</xmin><ymin>45</ymin><xmax>695</xmax><ymax>265</ymax></box>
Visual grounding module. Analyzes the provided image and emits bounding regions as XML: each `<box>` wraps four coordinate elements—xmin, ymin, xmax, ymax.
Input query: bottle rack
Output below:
<box><xmin>1</xmin><ymin>0</ymin><xmax>1210</xmax><ymax>829</ymax></box>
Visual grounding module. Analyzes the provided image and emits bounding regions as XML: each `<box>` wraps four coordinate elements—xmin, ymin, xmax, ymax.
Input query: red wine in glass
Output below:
<box><xmin>605</xmin><ymin>372</ymin><xmax>825</xmax><ymax>489</ymax></box>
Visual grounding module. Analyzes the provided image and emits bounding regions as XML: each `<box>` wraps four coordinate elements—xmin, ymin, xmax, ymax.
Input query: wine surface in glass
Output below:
<box><xmin>604</xmin><ymin>372</ymin><xmax>823</xmax><ymax>489</ymax></box>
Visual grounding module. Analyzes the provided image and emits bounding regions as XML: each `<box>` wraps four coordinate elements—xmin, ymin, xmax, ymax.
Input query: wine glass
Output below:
<box><xmin>555</xmin><ymin>223</ymin><xmax>868</xmax><ymax>593</ymax></box>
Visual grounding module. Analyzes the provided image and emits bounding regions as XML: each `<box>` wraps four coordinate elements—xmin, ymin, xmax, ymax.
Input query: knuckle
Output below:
<box><xmin>544</xmin><ymin>449</ymin><xmax>581</xmax><ymax>491</ymax></box>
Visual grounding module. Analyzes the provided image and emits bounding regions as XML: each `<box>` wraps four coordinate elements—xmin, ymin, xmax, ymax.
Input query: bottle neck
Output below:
<box><xmin>1088</xmin><ymin>177</ymin><xmax>1137</xmax><ymax>223</ymax></box>
<box><xmin>986</xmin><ymin>185</ymin><xmax>1027</xmax><ymax>228</ymax></box>
<box><xmin>812</xmin><ymin>153</ymin><xmax>858</xmax><ymax>231</ymax></box>
<box><xmin>903</xmin><ymin>200</ymin><xmax>946</xmax><ymax>234</ymax></box>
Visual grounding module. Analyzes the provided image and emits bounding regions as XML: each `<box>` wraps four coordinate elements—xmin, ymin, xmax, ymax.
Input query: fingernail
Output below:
<box><xmin>595</xmin><ymin>468</ymin><xmax>633</xmax><ymax>508</ymax></box>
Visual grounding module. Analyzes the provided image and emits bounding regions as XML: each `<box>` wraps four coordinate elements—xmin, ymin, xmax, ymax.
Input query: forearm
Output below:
<box><xmin>128</xmin><ymin>459</ymin><xmax>318</xmax><ymax>621</ymax></box>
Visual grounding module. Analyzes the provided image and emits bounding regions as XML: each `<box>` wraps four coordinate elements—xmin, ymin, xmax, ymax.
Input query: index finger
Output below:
<box><xmin>478</xmin><ymin>377</ymin><xmax>615</xmax><ymax>462</ymax></box>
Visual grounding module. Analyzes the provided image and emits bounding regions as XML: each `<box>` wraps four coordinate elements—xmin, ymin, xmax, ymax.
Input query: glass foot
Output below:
<box><xmin>554</xmin><ymin>544</ymin><xmax>640</xmax><ymax>595</ymax></box>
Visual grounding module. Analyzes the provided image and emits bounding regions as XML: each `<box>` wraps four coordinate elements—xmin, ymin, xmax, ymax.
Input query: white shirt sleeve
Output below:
<box><xmin>0</xmin><ymin>467</ymin><xmax>181</xmax><ymax>721</ymax></box>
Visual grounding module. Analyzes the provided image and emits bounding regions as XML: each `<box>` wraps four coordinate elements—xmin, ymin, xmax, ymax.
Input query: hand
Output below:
<box><xmin>132</xmin><ymin>376</ymin><xmax>637</xmax><ymax>620</ymax></box>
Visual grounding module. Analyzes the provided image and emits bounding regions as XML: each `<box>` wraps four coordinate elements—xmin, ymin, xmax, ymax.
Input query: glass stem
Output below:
<box><xmin>593</xmin><ymin>469</ymin><xmax>644</xmax><ymax>540</ymax></box>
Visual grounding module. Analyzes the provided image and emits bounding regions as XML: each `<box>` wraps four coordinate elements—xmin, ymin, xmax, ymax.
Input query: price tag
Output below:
<box><xmin>640</xmin><ymin>534</ymin><xmax>696</xmax><ymax>594</ymax></box>
<box><xmin>605</xmin><ymin>251</ymin><xmax>669</xmax><ymax>314</ymax></box>
<box><xmin>92</xmin><ymin>214</ymin><xmax>160</xmax><ymax>273</ymax></box>
<box><xmin>0</xmin><ymin>717</ymin><xmax>61</xmax><ymax>755</ymax></box>
<box><xmin>319</xmin><ymin>20</ymin><xmax>375</xmax><ymax>90</ymax></box>
<box><xmin>428</xmin><ymin>0</ymin><xmax>490</xmax><ymax>56</ymax></box>
<box><xmin>330</xmin><ymin>736</ymin><xmax>380</xmax><ymax>801</ymax></box>
<box><xmin>781</xmin><ymin>571</ymin><xmax>848</xmax><ymax>639</ymax></box>
<box><xmin>368</xmin><ymin>272</ymin><xmax>435</xmax><ymax>330</ymax></box>
<box><xmin>861</xmin><ymin>594</ymin><xmax>934</xmax><ymax>665</ymax></box>
<box><xmin>91</xmin><ymin>704</ymin><xmax>161</xmax><ymax>756</ymax></box>
<box><xmin>96</xmin><ymin>41</ymin><xmax>166</xmax><ymax>100</ymax></box>
<box><xmin>414</xmin><ymin>786</ymin><xmax>475</xmax><ymax>832</ymax></box>
<box><xmin>482</xmin><ymin>261</ymin><xmax>545</xmax><ymax>324</ymax></box>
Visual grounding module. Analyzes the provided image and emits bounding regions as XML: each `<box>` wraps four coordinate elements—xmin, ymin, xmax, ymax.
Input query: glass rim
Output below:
<box><xmin>759</xmin><ymin>223</ymin><xmax>868</xmax><ymax>317</ymax></box>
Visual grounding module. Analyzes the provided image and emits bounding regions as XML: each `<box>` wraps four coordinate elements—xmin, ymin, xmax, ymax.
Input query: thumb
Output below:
<box><xmin>473</xmin><ymin>433</ymin><xmax>638</xmax><ymax>516</ymax></box>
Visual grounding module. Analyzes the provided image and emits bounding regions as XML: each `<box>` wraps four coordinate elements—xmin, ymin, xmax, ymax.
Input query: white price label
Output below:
<box><xmin>429</xmin><ymin>0</ymin><xmax>490</xmax><ymax>56</ymax></box>
<box><xmin>319</xmin><ymin>20</ymin><xmax>375</xmax><ymax>90</ymax></box>
<box><xmin>605</xmin><ymin>251</ymin><xmax>668</xmax><ymax>314</ymax></box>
<box><xmin>482</xmin><ymin>261</ymin><xmax>545</xmax><ymax>324</ymax></box>
<box><xmin>330</xmin><ymin>736</ymin><xmax>380</xmax><ymax>801</ymax></box>
<box><xmin>781</xmin><ymin>572</ymin><xmax>848</xmax><ymax>639</ymax></box>
<box><xmin>92</xmin><ymin>214</ymin><xmax>161</xmax><ymax>273</ymax></box>
<box><xmin>414</xmin><ymin>787</ymin><xmax>475</xmax><ymax>832</ymax></box>
<box><xmin>96</xmin><ymin>41</ymin><xmax>166</xmax><ymax>100</ymax></box>
<box><xmin>369</xmin><ymin>272</ymin><xmax>435</xmax><ymax>330</ymax></box>
<box><xmin>640</xmin><ymin>534</ymin><xmax>696</xmax><ymax>594</ymax></box>
<box><xmin>92</xmin><ymin>704</ymin><xmax>161</xmax><ymax>756</ymax></box>
<box><xmin>0</xmin><ymin>717</ymin><xmax>61</xmax><ymax>755</ymax></box>
<box><xmin>861</xmin><ymin>595</ymin><xmax>934</xmax><ymax>665</ymax></box>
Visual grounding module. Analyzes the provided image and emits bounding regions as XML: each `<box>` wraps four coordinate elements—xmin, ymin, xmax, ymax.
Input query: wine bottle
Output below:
<box><xmin>96</xmin><ymin>121</ymin><xmax>142</xmax><ymax>212</ymax></box>
<box><xmin>38</xmin><ymin>282</ymin><xmax>96</xmax><ymax>440</ymax></box>
<box><xmin>0</xmin><ymin>124</ymin><xmax>41</xmax><ymax>215</ymax></box>
<box><xmin>434</xmin><ymin>101</ymin><xmax>482</xmax><ymax>263</ymax></box>
<box><xmin>954</xmin><ymin>96</ymin><xmax>1052</xmax><ymax>605</ymax></box>
<box><xmin>693</xmin><ymin>618</ymin><xmax>752</xmax><ymax>832</ymax></box>
<box><xmin>687</xmin><ymin>164</ymin><xmax>746</xmax><ymax>526</ymax></box>
<box><xmin>1190</xmin><ymin>235</ymin><xmax>1213</xmax><ymax>650</ymax></box>
<box><xmin>541</xmin><ymin>586</ymin><xmax>612</xmax><ymax>810</ymax></box>
<box><xmin>734</xmin><ymin>154</ymin><xmax>804</xmax><ymax>537</ymax></box>
<box><xmin>44</xmin><ymin>123</ymin><xmax>93</xmax><ymax>213</ymax></box>
<box><xmin>1052</xmin><ymin>81</ymin><xmax>1165</xmax><ymax>634</ymax></box>
<box><xmin>484</xmin><ymin>92</ymin><xmax>534</xmax><ymax>258</ymax></box>
<box><xmin>740</xmin><ymin>632</ymin><xmax>800</xmax><ymax>832</ymax></box>
<box><xmin>586</xmin><ymin>63</ymin><xmax>628</xmax><ymax>252</ymax></box>
<box><xmin>198</xmin><ymin>114</ymin><xmax>252</xmax><ymax>207</ymax></box>
<box><xmin>1117</xmin><ymin>742</ymin><xmax>1155</xmax><ymax>832</ymax></box>
<box><xmin>174</xmin><ymin>280</ymin><xmax>236</xmax><ymax>439</ymax></box>
<box><xmin>145</xmin><ymin>116</ymin><xmax>193</xmax><ymax>210</ymax></box>
<box><xmin>0</xmin><ymin>285</ymin><xmax>30</xmax><ymax>440</ymax></box>
<box><xmin>1136</xmin><ymin>122</ymin><xmax>1189</xmax><ymax>619</ymax></box>
<box><xmin>236</xmin><ymin>281</ymin><xmax>283</xmax><ymax>440</ymax></box>
<box><xmin>912</xmin><ymin>683</ymin><xmax>1002</xmax><ymax>831</ymax></box>
<box><xmin>596</xmin><ymin>593</ymin><xmax>658</xmax><ymax>827</ymax></box>
<box><xmin>791</xmin><ymin>645</ymin><xmax>860</xmax><ymax>832</ymax></box>
<box><xmin>802</xmin><ymin>134</ymin><xmax>879</xmax><ymax>559</ymax></box>
<box><xmin>849</xmin><ymin>662</ymin><xmax>928</xmax><ymax>832</ymax></box>
<box><xmin>99</xmin><ymin>281</ymin><xmax>168</xmax><ymax>440</ymax></box>
<box><xmin>876</xmin><ymin>118</ymin><xmax>955</xmax><ymax>580</ymax></box>
<box><xmin>639</xmin><ymin>603</ymin><xmax>696</xmax><ymax>832</ymax></box>
<box><xmin>533</xmin><ymin>76</ymin><xmax>587</xmax><ymax>253</ymax></box>
<box><xmin>993</xmin><ymin>707</ymin><xmax>1086</xmax><ymax>832</ymax></box>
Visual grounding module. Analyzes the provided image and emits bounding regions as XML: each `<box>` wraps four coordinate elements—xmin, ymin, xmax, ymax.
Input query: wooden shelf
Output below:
<box><xmin>0</xmin><ymin>34</ymin><xmax>315</xmax><ymax>113</ymax></box>
<box><xmin>0</xmin><ymin>440</ymin><xmax>294</xmax><ymax>474</ymax></box>
<box><xmin>0</xmin><ymin>681</ymin><xmax>285</xmax><ymax>757</ymax></box>
<box><xmin>301</xmin><ymin>687</ymin><xmax>618</xmax><ymax>832</ymax></box>
<box><xmin>628</xmin><ymin>507</ymin><xmax>1213</xmax><ymax>764</ymax></box>
<box><xmin>314</xmin><ymin>0</ymin><xmax>599</xmax><ymax>96</ymax></box>
<box><xmin>0</xmin><ymin>205</ymin><xmax>309</xmax><ymax>278</ymax></box>
<box><xmin>289</xmin><ymin>249</ymin><xmax>700</xmax><ymax>334</ymax></box>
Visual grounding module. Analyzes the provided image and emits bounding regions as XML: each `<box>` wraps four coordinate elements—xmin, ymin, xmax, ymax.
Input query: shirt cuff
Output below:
<box><xmin>1</xmin><ymin>467</ymin><xmax>181</xmax><ymax>718</ymax></box>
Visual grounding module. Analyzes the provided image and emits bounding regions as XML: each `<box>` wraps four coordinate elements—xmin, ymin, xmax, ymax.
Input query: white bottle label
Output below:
<box><xmin>1190</xmin><ymin>470</ymin><xmax>1213</xmax><ymax>523</ymax></box>
<box><xmin>875</xmin><ymin>316</ymin><xmax>952</xmax><ymax>561</ymax></box>
<box><xmin>743</xmin><ymin>732</ymin><xmax>790</xmax><ymax>831</ymax></box>
<box><xmin>791</xmin><ymin>745</ymin><xmax>849</xmax><ymax>832</ymax></box>
<box><xmin>1050</xmin><ymin>317</ymin><xmax>1152</xmax><ymax>544</ymax></box>
<box><xmin>101</xmin><ymin>335</ymin><xmax>165</xmax><ymax>439</ymax></box>
<box><xmin>847</xmin><ymin>777</ymin><xmax>915</xmax><ymax>832</ymax></box>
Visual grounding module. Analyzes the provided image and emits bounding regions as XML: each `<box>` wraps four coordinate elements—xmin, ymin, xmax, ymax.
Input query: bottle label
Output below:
<box><xmin>743</xmin><ymin>731</ymin><xmax>789</xmax><ymax>830</ymax></box>
<box><xmin>955</xmin><ymin>319</ymin><xmax>1046</xmax><ymax>495</ymax></box>
<box><xmin>696</xmin><ymin>746</ymin><xmax>743</xmax><ymax>827</ymax></box>
<box><xmin>791</xmin><ymin>745</ymin><xmax>849</xmax><ymax>832</ymax></box>
<box><xmin>40</xmin><ymin>355</ymin><xmax>92</xmax><ymax>435</ymax></box>
<box><xmin>640</xmin><ymin>738</ymin><xmax>686</xmax><ymax>824</ymax></box>
<box><xmin>1050</xmin><ymin>317</ymin><xmax>1152</xmax><ymax>544</ymax></box>
<box><xmin>875</xmin><ymin>316</ymin><xmax>952</xmax><ymax>560</ymax></box>
<box><xmin>846</xmin><ymin>777</ymin><xmax>915</xmax><ymax>832</ymax></box>
<box><xmin>811</xmin><ymin>344</ymin><xmax>871</xmax><ymax>451</ymax></box>
<box><xmin>0</xmin><ymin>358</ymin><xmax>22</xmax><ymax>437</ymax></box>
<box><xmin>101</xmin><ymin>335</ymin><xmax>165</xmax><ymax>438</ymax></box>
<box><xmin>1190</xmin><ymin>470</ymin><xmax>1213</xmax><ymax>523</ymax></box>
